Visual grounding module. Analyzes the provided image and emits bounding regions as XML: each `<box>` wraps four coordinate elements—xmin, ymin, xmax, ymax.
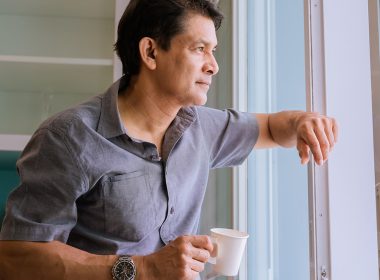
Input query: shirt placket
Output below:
<box><xmin>159</xmin><ymin>113</ymin><xmax>194</xmax><ymax>244</ymax></box>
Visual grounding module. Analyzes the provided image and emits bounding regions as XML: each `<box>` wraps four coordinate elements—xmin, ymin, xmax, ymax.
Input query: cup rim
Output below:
<box><xmin>210</xmin><ymin>228</ymin><xmax>249</xmax><ymax>239</ymax></box>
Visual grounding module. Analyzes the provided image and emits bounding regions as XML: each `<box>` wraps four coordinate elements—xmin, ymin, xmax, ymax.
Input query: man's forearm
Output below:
<box><xmin>0</xmin><ymin>235</ymin><xmax>214</xmax><ymax>280</ymax></box>
<box><xmin>267</xmin><ymin>111</ymin><xmax>300</xmax><ymax>148</ymax></box>
<box><xmin>255</xmin><ymin>111</ymin><xmax>300</xmax><ymax>149</ymax></box>
<box><xmin>0</xmin><ymin>241</ymin><xmax>117</xmax><ymax>280</ymax></box>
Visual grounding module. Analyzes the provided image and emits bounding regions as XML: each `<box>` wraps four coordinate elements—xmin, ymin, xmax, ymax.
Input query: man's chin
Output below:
<box><xmin>182</xmin><ymin>91</ymin><xmax>208</xmax><ymax>107</ymax></box>
<box><xmin>193</xmin><ymin>96</ymin><xmax>208</xmax><ymax>106</ymax></box>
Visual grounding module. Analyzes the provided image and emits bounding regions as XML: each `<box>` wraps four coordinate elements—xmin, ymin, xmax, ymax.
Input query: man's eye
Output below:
<box><xmin>197</xmin><ymin>47</ymin><xmax>205</xmax><ymax>52</ymax></box>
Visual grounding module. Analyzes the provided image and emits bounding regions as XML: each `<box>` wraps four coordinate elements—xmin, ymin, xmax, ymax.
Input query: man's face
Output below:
<box><xmin>153</xmin><ymin>13</ymin><xmax>219</xmax><ymax>107</ymax></box>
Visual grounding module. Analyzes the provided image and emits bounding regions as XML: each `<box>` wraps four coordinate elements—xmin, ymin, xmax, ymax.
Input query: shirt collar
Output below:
<box><xmin>96</xmin><ymin>76</ymin><xmax>197</xmax><ymax>140</ymax></box>
<box><xmin>96</xmin><ymin>77</ymin><xmax>126</xmax><ymax>139</ymax></box>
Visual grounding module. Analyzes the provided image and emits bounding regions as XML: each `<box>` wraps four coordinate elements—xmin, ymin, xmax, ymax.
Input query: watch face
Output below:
<box><xmin>112</xmin><ymin>257</ymin><xmax>136</xmax><ymax>280</ymax></box>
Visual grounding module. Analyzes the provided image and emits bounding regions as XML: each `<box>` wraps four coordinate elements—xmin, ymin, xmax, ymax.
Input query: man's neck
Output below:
<box><xmin>117</xmin><ymin>77</ymin><xmax>181</xmax><ymax>153</ymax></box>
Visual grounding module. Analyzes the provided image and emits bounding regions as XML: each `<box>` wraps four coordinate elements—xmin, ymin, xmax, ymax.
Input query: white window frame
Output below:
<box><xmin>233</xmin><ymin>0</ymin><xmax>379</xmax><ymax>279</ymax></box>
<box><xmin>304</xmin><ymin>1</ymin><xmax>331</xmax><ymax>279</ymax></box>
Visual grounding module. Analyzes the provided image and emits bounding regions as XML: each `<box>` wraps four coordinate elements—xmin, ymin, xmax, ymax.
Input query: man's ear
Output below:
<box><xmin>139</xmin><ymin>37</ymin><xmax>158</xmax><ymax>70</ymax></box>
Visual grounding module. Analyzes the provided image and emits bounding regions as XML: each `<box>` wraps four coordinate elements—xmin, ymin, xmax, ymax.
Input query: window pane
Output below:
<box><xmin>247</xmin><ymin>1</ymin><xmax>309</xmax><ymax>279</ymax></box>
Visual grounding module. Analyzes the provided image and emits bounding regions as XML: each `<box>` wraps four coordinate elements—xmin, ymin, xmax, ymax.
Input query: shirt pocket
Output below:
<box><xmin>102</xmin><ymin>170</ymin><xmax>157</xmax><ymax>242</ymax></box>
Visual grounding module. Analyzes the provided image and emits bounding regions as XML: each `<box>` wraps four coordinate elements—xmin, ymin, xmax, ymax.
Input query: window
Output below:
<box><xmin>234</xmin><ymin>0</ymin><xmax>379</xmax><ymax>279</ymax></box>
<box><xmin>245</xmin><ymin>1</ymin><xmax>309</xmax><ymax>279</ymax></box>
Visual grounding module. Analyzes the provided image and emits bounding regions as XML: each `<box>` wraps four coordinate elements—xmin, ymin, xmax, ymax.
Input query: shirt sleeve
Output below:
<box><xmin>196</xmin><ymin>106</ymin><xmax>259</xmax><ymax>169</ymax></box>
<box><xmin>0</xmin><ymin>127</ymin><xmax>87</xmax><ymax>242</ymax></box>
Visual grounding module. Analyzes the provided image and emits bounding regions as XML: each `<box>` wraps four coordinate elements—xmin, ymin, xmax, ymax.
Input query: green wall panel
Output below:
<box><xmin>0</xmin><ymin>151</ymin><xmax>20</xmax><ymax>225</ymax></box>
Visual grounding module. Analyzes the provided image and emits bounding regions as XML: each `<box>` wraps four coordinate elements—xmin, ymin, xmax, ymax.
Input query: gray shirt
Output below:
<box><xmin>0</xmin><ymin>77</ymin><xmax>259</xmax><ymax>256</ymax></box>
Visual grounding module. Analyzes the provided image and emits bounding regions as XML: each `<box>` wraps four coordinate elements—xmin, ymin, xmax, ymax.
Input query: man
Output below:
<box><xmin>0</xmin><ymin>0</ymin><xmax>338</xmax><ymax>279</ymax></box>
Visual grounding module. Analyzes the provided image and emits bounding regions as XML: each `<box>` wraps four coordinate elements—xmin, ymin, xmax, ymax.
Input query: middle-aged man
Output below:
<box><xmin>0</xmin><ymin>1</ymin><xmax>338</xmax><ymax>280</ymax></box>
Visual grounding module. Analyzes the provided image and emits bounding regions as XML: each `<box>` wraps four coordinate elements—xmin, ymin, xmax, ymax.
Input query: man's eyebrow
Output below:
<box><xmin>193</xmin><ymin>39</ymin><xmax>218</xmax><ymax>48</ymax></box>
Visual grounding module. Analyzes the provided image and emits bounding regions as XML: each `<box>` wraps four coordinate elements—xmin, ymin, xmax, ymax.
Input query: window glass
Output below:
<box><xmin>247</xmin><ymin>1</ymin><xmax>310</xmax><ymax>279</ymax></box>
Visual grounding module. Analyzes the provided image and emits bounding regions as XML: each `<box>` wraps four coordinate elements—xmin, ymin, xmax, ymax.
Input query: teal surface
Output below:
<box><xmin>0</xmin><ymin>151</ymin><xmax>21</xmax><ymax>226</ymax></box>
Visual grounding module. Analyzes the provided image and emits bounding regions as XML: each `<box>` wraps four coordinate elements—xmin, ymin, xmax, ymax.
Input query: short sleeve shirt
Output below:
<box><xmin>0</xmin><ymin>77</ymin><xmax>259</xmax><ymax>256</ymax></box>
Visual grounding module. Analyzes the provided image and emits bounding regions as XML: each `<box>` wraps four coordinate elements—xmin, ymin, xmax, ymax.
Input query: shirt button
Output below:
<box><xmin>170</xmin><ymin>207</ymin><xmax>175</xmax><ymax>214</ymax></box>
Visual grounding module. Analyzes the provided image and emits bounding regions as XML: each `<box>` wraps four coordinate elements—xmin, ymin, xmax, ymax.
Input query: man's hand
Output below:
<box><xmin>132</xmin><ymin>235</ymin><xmax>213</xmax><ymax>280</ymax></box>
<box><xmin>293</xmin><ymin>112</ymin><xmax>338</xmax><ymax>165</ymax></box>
<box><xmin>255</xmin><ymin>111</ymin><xmax>338</xmax><ymax>165</ymax></box>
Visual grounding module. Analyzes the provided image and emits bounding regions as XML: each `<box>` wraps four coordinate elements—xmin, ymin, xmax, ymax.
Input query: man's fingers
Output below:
<box><xmin>301</xmin><ymin>130</ymin><xmax>324</xmax><ymax>165</ymax></box>
<box><xmin>324</xmin><ymin>124</ymin><xmax>335</xmax><ymax>151</ymax></box>
<box><xmin>320</xmin><ymin>117</ymin><xmax>335</xmax><ymax>151</ymax></box>
<box><xmin>190</xmin><ymin>247</ymin><xmax>210</xmax><ymax>262</ymax></box>
<box><xmin>332</xmin><ymin>117</ymin><xmax>339</xmax><ymax>143</ymax></box>
<box><xmin>173</xmin><ymin>235</ymin><xmax>213</xmax><ymax>262</ymax></box>
<box><xmin>186</xmin><ymin>235</ymin><xmax>213</xmax><ymax>253</ymax></box>
<box><xmin>313</xmin><ymin>123</ymin><xmax>331</xmax><ymax>163</ymax></box>
<box><xmin>189</xmin><ymin>258</ymin><xmax>206</xmax><ymax>273</ymax></box>
<box><xmin>297</xmin><ymin>140</ymin><xmax>310</xmax><ymax>165</ymax></box>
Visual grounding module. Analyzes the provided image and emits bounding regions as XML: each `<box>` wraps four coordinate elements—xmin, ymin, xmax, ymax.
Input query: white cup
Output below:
<box><xmin>207</xmin><ymin>228</ymin><xmax>249</xmax><ymax>277</ymax></box>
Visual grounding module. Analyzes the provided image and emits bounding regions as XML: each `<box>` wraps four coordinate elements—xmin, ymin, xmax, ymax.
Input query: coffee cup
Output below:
<box><xmin>207</xmin><ymin>228</ymin><xmax>249</xmax><ymax>277</ymax></box>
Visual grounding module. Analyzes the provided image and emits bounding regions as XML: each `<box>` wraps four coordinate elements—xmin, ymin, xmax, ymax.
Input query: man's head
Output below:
<box><xmin>114</xmin><ymin>0</ymin><xmax>224</xmax><ymax>77</ymax></box>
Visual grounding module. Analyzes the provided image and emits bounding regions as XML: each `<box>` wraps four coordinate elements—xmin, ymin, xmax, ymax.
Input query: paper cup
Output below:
<box><xmin>207</xmin><ymin>228</ymin><xmax>249</xmax><ymax>276</ymax></box>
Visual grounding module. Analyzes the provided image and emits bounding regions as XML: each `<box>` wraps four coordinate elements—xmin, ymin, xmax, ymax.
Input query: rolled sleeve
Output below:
<box><xmin>0</xmin><ymin>127</ymin><xmax>86</xmax><ymax>242</ymax></box>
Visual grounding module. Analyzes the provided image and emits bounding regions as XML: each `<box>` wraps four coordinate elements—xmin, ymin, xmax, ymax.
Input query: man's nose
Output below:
<box><xmin>203</xmin><ymin>54</ymin><xmax>219</xmax><ymax>75</ymax></box>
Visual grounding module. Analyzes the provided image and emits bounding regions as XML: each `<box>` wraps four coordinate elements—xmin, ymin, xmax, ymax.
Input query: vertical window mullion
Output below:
<box><xmin>232</xmin><ymin>0</ymin><xmax>249</xmax><ymax>279</ymax></box>
<box><xmin>304</xmin><ymin>1</ymin><xmax>331</xmax><ymax>279</ymax></box>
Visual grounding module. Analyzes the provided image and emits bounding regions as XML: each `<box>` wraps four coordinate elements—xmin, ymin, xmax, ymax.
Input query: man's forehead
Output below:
<box><xmin>178</xmin><ymin>14</ymin><xmax>218</xmax><ymax>45</ymax></box>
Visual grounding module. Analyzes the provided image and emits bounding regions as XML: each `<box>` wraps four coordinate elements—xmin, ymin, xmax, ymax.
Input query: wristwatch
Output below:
<box><xmin>111</xmin><ymin>255</ymin><xmax>137</xmax><ymax>280</ymax></box>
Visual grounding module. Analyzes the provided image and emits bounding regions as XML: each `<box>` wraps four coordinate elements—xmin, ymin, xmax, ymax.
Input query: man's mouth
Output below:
<box><xmin>196</xmin><ymin>81</ymin><xmax>211</xmax><ymax>87</ymax></box>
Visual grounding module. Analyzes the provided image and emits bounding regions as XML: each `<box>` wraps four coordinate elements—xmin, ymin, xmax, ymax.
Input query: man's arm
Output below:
<box><xmin>0</xmin><ymin>236</ymin><xmax>213</xmax><ymax>280</ymax></box>
<box><xmin>255</xmin><ymin>111</ymin><xmax>338</xmax><ymax>165</ymax></box>
<box><xmin>0</xmin><ymin>241</ymin><xmax>117</xmax><ymax>280</ymax></box>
